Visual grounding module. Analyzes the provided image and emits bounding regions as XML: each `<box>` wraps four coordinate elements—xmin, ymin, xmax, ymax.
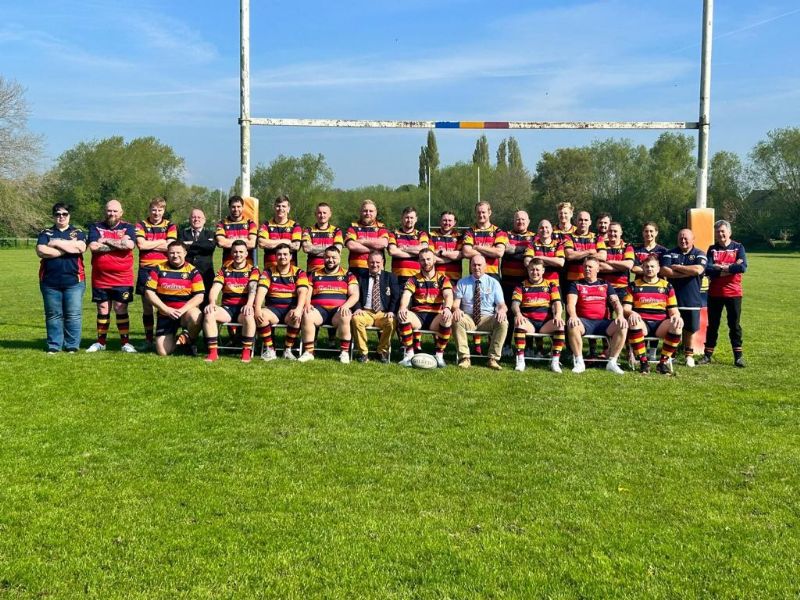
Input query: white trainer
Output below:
<box><xmin>435</xmin><ymin>352</ymin><xmax>446</xmax><ymax>368</ymax></box>
<box><xmin>297</xmin><ymin>352</ymin><xmax>315</xmax><ymax>363</ymax></box>
<box><xmin>339</xmin><ymin>350</ymin><xmax>350</xmax><ymax>364</ymax></box>
<box><xmin>261</xmin><ymin>347</ymin><xmax>277</xmax><ymax>362</ymax></box>
<box><xmin>120</xmin><ymin>343</ymin><xmax>137</xmax><ymax>353</ymax></box>
<box><xmin>86</xmin><ymin>342</ymin><xmax>106</xmax><ymax>353</ymax></box>
<box><xmin>550</xmin><ymin>358</ymin><xmax>562</xmax><ymax>374</ymax></box>
<box><xmin>283</xmin><ymin>348</ymin><xmax>297</xmax><ymax>361</ymax></box>
<box><xmin>685</xmin><ymin>355</ymin><xmax>696</xmax><ymax>368</ymax></box>
<box><xmin>572</xmin><ymin>357</ymin><xmax>586</xmax><ymax>374</ymax></box>
<box><xmin>605</xmin><ymin>358</ymin><xmax>626</xmax><ymax>375</ymax></box>
<box><xmin>398</xmin><ymin>352</ymin><xmax>414</xmax><ymax>367</ymax></box>
<box><xmin>514</xmin><ymin>355</ymin><xmax>526</xmax><ymax>372</ymax></box>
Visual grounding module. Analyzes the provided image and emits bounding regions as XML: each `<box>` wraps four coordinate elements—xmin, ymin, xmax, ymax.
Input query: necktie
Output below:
<box><xmin>193</xmin><ymin>229</ymin><xmax>199</xmax><ymax>242</ymax></box>
<box><xmin>372</xmin><ymin>274</ymin><xmax>383</xmax><ymax>312</ymax></box>
<box><xmin>472</xmin><ymin>279</ymin><xmax>482</xmax><ymax>324</ymax></box>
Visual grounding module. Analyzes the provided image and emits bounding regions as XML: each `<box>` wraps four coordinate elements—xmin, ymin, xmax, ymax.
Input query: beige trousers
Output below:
<box><xmin>352</xmin><ymin>310</ymin><xmax>396</xmax><ymax>355</ymax></box>
<box><xmin>454</xmin><ymin>314</ymin><xmax>509</xmax><ymax>360</ymax></box>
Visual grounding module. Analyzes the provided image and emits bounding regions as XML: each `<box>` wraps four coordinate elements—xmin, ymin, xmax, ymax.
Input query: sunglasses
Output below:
<box><xmin>54</xmin><ymin>212</ymin><xmax>70</xmax><ymax>217</ymax></box>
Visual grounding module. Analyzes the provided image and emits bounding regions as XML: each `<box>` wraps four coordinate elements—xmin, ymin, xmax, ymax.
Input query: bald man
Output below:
<box><xmin>660</xmin><ymin>228</ymin><xmax>708</xmax><ymax>367</ymax></box>
<box><xmin>87</xmin><ymin>199</ymin><xmax>137</xmax><ymax>352</ymax></box>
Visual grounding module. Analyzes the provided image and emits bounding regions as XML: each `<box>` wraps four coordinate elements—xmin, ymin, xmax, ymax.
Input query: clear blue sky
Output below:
<box><xmin>3</xmin><ymin>1</ymin><xmax>799</xmax><ymax>191</ymax></box>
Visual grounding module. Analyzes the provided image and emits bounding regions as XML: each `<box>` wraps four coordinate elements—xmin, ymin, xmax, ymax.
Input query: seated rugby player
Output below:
<box><xmin>202</xmin><ymin>239</ymin><xmax>259</xmax><ymax>363</ymax></box>
<box><xmin>510</xmin><ymin>258</ymin><xmax>566</xmax><ymax>373</ymax></box>
<box><xmin>565</xmin><ymin>256</ymin><xmax>627</xmax><ymax>375</ymax></box>
<box><xmin>254</xmin><ymin>243</ymin><xmax>309</xmax><ymax>361</ymax></box>
<box><xmin>298</xmin><ymin>246</ymin><xmax>359</xmax><ymax>363</ymax></box>
<box><xmin>397</xmin><ymin>247</ymin><xmax>454</xmax><ymax>368</ymax></box>
<box><xmin>623</xmin><ymin>254</ymin><xmax>683</xmax><ymax>375</ymax></box>
<box><xmin>144</xmin><ymin>240</ymin><xmax>204</xmax><ymax>356</ymax></box>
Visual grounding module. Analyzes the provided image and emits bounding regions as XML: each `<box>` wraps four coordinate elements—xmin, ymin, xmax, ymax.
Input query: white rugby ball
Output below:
<box><xmin>411</xmin><ymin>353</ymin><xmax>438</xmax><ymax>370</ymax></box>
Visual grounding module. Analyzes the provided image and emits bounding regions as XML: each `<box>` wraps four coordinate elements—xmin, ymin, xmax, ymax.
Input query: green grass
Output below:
<box><xmin>1</xmin><ymin>249</ymin><xmax>798</xmax><ymax>598</ymax></box>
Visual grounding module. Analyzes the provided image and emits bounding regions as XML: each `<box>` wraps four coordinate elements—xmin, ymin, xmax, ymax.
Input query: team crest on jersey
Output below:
<box><xmin>69</xmin><ymin>231</ymin><xmax>78</xmax><ymax>240</ymax></box>
<box><xmin>182</xmin><ymin>273</ymin><xmax>189</xmax><ymax>279</ymax></box>
<box><xmin>337</xmin><ymin>276</ymin><xmax>344</xmax><ymax>281</ymax></box>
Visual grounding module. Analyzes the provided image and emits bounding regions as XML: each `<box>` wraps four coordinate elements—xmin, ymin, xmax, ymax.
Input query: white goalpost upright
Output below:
<box><xmin>238</xmin><ymin>0</ymin><xmax>714</xmax><ymax>209</ymax></box>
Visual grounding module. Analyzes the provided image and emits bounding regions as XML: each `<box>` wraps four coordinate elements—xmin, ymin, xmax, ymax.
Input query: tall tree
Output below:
<box><xmin>532</xmin><ymin>147</ymin><xmax>594</xmax><ymax>215</ymax></box>
<box><xmin>46</xmin><ymin>136</ymin><xmax>185</xmax><ymax>225</ymax></box>
<box><xmin>0</xmin><ymin>76</ymin><xmax>42</xmax><ymax>178</ymax></box>
<box><xmin>496</xmin><ymin>139</ymin><xmax>508</xmax><ymax>171</ymax></box>
<box><xmin>507</xmin><ymin>136</ymin><xmax>524</xmax><ymax>172</ymax></box>
<box><xmin>418</xmin><ymin>130</ymin><xmax>440</xmax><ymax>187</ymax></box>
<box><xmin>472</xmin><ymin>135</ymin><xmax>490</xmax><ymax>166</ymax></box>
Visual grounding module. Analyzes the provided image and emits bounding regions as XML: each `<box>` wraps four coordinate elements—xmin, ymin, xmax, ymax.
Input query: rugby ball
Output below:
<box><xmin>411</xmin><ymin>353</ymin><xmax>438</xmax><ymax>370</ymax></box>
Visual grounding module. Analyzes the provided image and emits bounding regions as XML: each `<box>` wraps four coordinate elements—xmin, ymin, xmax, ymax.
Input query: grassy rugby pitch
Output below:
<box><xmin>0</xmin><ymin>248</ymin><xmax>798</xmax><ymax>598</ymax></box>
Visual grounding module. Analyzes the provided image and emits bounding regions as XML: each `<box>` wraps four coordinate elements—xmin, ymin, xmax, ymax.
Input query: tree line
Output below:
<box><xmin>1</xmin><ymin>76</ymin><xmax>797</xmax><ymax>246</ymax></box>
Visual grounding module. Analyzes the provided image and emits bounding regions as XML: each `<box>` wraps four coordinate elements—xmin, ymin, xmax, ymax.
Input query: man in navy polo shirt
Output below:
<box><xmin>660</xmin><ymin>228</ymin><xmax>708</xmax><ymax>368</ymax></box>
<box><xmin>35</xmin><ymin>203</ymin><xmax>87</xmax><ymax>353</ymax></box>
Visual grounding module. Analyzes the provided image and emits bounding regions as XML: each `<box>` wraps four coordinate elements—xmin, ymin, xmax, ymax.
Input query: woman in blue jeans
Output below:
<box><xmin>35</xmin><ymin>203</ymin><xmax>87</xmax><ymax>353</ymax></box>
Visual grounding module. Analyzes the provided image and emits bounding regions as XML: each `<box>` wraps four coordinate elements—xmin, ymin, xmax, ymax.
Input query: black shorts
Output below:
<box><xmin>415</xmin><ymin>311</ymin><xmax>438</xmax><ymax>330</ymax></box>
<box><xmin>578</xmin><ymin>318</ymin><xmax>613</xmax><ymax>336</ymax></box>
<box><xmin>222</xmin><ymin>305</ymin><xmax>243</xmax><ymax>322</ymax></box>
<box><xmin>264</xmin><ymin>305</ymin><xmax>292</xmax><ymax>322</ymax></box>
<box><xmin>679</xmin><ymin>308</ymin><xmax>700</xmax><ymax>333</ymax></box>
<box><xmin>156</xmin><ymin>314</ymin><xmax>181</xmax><ymax>337</ymax></box>
<box><xmin>316</xmin><ymin>306</ymin><xmax>337</xmax><ymax>326</ymax></box>
<box><xmin>643</xmin><ymin>320</ymin><xmax>664</xmax><ymax>337</ymax></box>
<box><xmin>135</xmin><ymin>267</ymin><xmax>157</xmax><ymax>295</ymax></box>
<box><xmin>92</xmin><ymin>286</ymin><xmax>134</xmax><ymax>304</ymax></box>
<box><xmin>521</xmin><ymin>315</ymin><xmax>548</xmax><ymax>330</ymax></box>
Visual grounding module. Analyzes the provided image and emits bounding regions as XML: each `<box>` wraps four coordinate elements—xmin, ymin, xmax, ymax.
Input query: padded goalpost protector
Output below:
<box><xmin>687</xmin><ymin>207</ymin><xmax>714</xmax><ymax>352</ymax></box>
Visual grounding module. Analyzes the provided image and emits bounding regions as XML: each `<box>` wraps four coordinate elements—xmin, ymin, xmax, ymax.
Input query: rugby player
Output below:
<box><xmin>595</xmin><ymin>212</ymin><xmax>612</xmax><ymax>244</ymax></box>
<box><xmin>461</xmin><ymin>201</ymin><xmax>508</xmax><ymax>354</ymax></box>
<box><xmin>302</xmin><ymin>202</ymin><xmax>343</xmax><ymax>273</ymax></box>
<box><xmin>345</xmin><ymin>199</ymin><xmax>389</xmax><ymax>278</ymax></box>
<box><xmin>86</xmin><ymin>199</ymin><xmax>137</xmax><ymax>353</ymax></box>
<box><xmin>511</xmin><ymin>258</ymin><xmax>566</xmax><ymax>373</ymax></box>
<box><xmin>429</xmin><ymin>211</ymin><xmax>463</xmax><ymax>284</ymax></box>
<box><xmin>215</xmin><ymin>195</ymin><xmax>257</xmax><ymax>265</ymax></box>
<box><xmin>388</xmin><ymin>206</ymin><xmax>430</xmax><ymax>289</ymax></box>
<box><xmin>257</xmin><ymin>194</ymin><xmax>303</xmax><ymax>270</ymax></box>
<box><xmin>599</xmin><ymin>222</ymin><xmax>635</xmax><ymax>296</ymax></box>
<box><xmin>623</xmin><ymin>254</ymin><xmax>683</xmax><ymax>375</ymax></box>
<box><xmin>144</xmin><ymin>240</ymin><xmax>204</xmax><ymax>357</ymax></box>
<box><xmin>631</xmin><ymin>221</ymin><xmax>668</xmax><ymax>275</ymax></box>
<box><xmin>203</xmin><ymin>240</ymin><xmax>259</xmax><ymax>363</ymax></box>
<box><xmin>135</xmin><ymin>197</ymin><xmax>178</xmax><ymax>350</ymax></box>
<box><xmin>565</xmin><ymin>256</ymin><xmax>627</xmax><ymax>375</ymax></box>
<box><xmin>501</xmin><ymin>210</ymin><xmax>535</xmax><ymax>308</ymax></box>
<box><xmin>255</xmin><ymin>243</ymin><xmax>310</xmax><ymax>361</ymax></box>
<box><xmin>701</xmin><ymin>220</ymin><xmax>748</xmax><ymax>367</ymax></box>
<box><xmin>397</xmin><ymin>247</ymin><xmax>454</xmax><ymax>368</ymax></box>
<box><xmin>660</xmin><ymin>229</ymin><xmax>707</xmax><ymax>367</ymax></box>
<box><xmin>553</xmin><ymin>201</ymin><xmax>576</xmax><ymax>243</ymax></box>
<box><xmin>298</xmin><ymin>246</ymin><xmax>359</xmax><ymax>363</ymax></box>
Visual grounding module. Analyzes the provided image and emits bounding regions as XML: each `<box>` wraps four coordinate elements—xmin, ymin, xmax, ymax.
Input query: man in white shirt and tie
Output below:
<box><xmin>452</xmin><ymin>255</ymin><xmax>509</xmax><ymax>370</ymax></box>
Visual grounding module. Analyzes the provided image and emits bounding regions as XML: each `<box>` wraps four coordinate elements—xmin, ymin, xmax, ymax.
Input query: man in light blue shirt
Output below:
<box><xmin>453</xmin><ymin>255</ymin><xmax>509</xmax><ymax>369</ymax></box>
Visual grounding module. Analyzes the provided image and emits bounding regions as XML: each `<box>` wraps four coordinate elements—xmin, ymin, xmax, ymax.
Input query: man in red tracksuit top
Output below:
<box><xmin>700</xmin><ymin>220</ymin><xmax>748</xmax><ymax>368</ymax></box>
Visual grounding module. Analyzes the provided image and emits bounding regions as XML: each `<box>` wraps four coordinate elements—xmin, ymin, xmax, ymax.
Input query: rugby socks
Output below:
<box><xmin>339</xmin><ymin>338</ymin><xmax>352</xmax><ymax>353</ymax></box>
<box><xmin>473</xmin><ymin>334</ymin><xmax>483</xmax><ymax>355</ymax></box>
<box><xmin>117</xmin><ymin>312</ymin><xmax>130</xmax><ymax>346</ymax></box>
<box><xmin>175</xmin><ymin>332</ymin><xmax>190</xmax><ymax>347</ymax></box>
<box><xmin>703</xmin><ymin>345</ymin><xmax>715</xmax><ymax>359</ymax></box>
<box><xmin>285</xmin><ymin>326</ymin><xmax>300</xmax><ymax>351</ymax></box>
<box><xmin>413</xmin><ymin>331</ymin><xmax>422</xmax><ymax>352</ymax></box>
<box><xmin>143</xmin><ymin>313</ymin><xmax>154</xmax><ymax>343</ymax></box>
<box><xmin>514</xmin><ymin>328</ymin><xmax>527</xmax><ymax>356</ymax></box>
<box><xmin>96</xmin><ymin>312</ymin><xmax>110</xmax><ymax>345</ymax></box>
<box><xmin>205</xmin><ymin>336</ymin><xmax>219</xmax><ymax>362</ymax></box>
<box><xmin>628</xmin><ymin>329</ymin><xmax>647</xmax><ymax>363</ymax></box>
<box><xmin>733</xmin><ymin>346</ymin><xmax>743</xmax><ymax>360</ymax></box>
<box><xmin>660</xmin><ymin>332</ymin><xmax>681</xmax><ymax>362</ymax></box>
<box><xmin>399</xmin><ymin>321</ymin><xmax>414</xmax><ymax>349</ymax></box>
<box><xmin>241</xmin><ymin>336</ymin><xmax>254</xmax><ymax>362</ymax></box>
<box><xmin>551</xmin><ymin>331</ymin><xmax>565</xmax><ymax>358</ymax></box>
<box><xmin>435</xmin><ymin>325</ymin><xmax>451</xmax><ymax>352</ymax></box>
<box><xmin>303</xmin><ymin>340</ymin><xmax>315</xmax><ymax>356</ymax></box>
<box><xmin>260</xmin><ymin>324</ymin><xmax>274</xmax><ymax>348</ymax></box>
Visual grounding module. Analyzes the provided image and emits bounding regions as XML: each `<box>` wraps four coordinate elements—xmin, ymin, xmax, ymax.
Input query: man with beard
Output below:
<box><xmin>302</xmin><ymin>202</ymin><xmax>343</xmax><ymax>273</ymax></box>
<box><xmin>144</xmin><ymin>241</ymin><xmax>205</xmax><ymax>357</ymax></box>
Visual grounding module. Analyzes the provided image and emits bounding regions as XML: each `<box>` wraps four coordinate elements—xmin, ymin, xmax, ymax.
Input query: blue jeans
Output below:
<box><xmin>41</xmin><ymin>281</ymin><xmax>85</xmax><ymax>351</ymax></box>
